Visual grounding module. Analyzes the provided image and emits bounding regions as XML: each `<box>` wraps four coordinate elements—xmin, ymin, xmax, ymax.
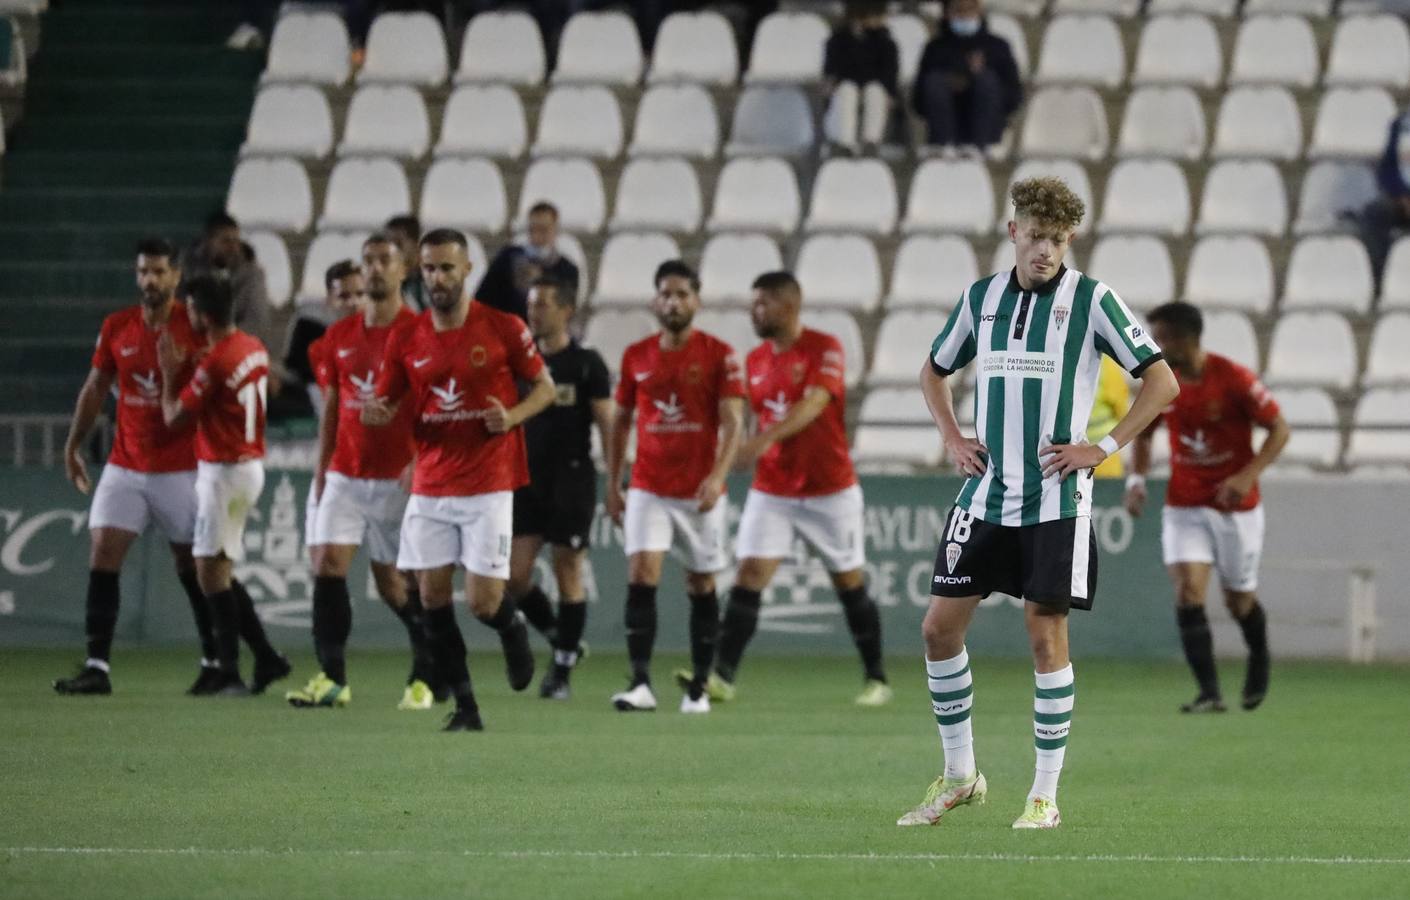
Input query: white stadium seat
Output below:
<box><xmin>726</xmin><ymin>86</ymin><xmax>815</xmax><ymax>156</ymax></box>
<box><xmin>648</xmin><ymin>11</ymin><xmax>738</xmax><ymax>85</ymax></box>
<box><xmin>245</xmin><ymin>231</ymin><xmax>292</xmax><ymax>310</ymax></box>
<box><xmin>516</xmin><ymin>157</ymin><xmax>606</xmax><ymax>232</ymax></box>
<box><xmin>553</xmin><ymin>11</ymin><xmax>643</xmax><ymax>84</ymax></box>
<box><xmin>418</xmin><ymin>157</ymin><xmax>507</xmax><ymax>234</ymax></box>
<box><xmin>903</xmin><ymin>159</ymin><xmax>995</xmax><ymax>234</ymax></box>
<box><xmin>437</xmin><ymin>85</ymin><xmax>528</xmax><ymax>158</ymax></box>
<box><xmin>989</xmin><ymin>14</ymin><xmax>1030</xmax><ymax>78</ymax></box>
<box><xmin>1148</xmin><ymin>0</ymin><xmax>1237</xmax><ymax>16</ymax></box>
<box><xmin>319</xmin><ymin>157</ymin><xmax>409</xmax><ymax>230</ymax></box>
<box><xmin>699</xmin><ymin>233</ymin><xmax>784</xmax><ymax>304</ymax></box>
<box><xmin>806</xmin><ymin>310</ymin><xmax>866</xmax><ymax>388</ymax></box>
<box><xmin>455</xmin><ymin>11</ymin><xmax>545</xmax><ymax>85</ymax></box>
<box><xmin>745</xmin><ymin>12</ymin><xmax>829</xmax><ymax>83</ymax></box>
<box><xmin>1116</xmin><ymin>86</ymin><xmax>1206</xmax><ymax>160</ymax></box>
<box><xmin>1380</xmin><ymin>237</ymin><xmax>1410</xmax><ymax>309</ymax></box>
<box><xmin>1211</xmin><ymin>86</ymin><xmax>1301</xmax><ymax>160</ymax></box>
<box><xmin>263</xmin><ymin>12</ymin><xmax>350</xmax><ymax>85</ymax></box>
<box><xmin>243</xmin><ymin>86</ymin><xmax>334</xmax><ymax>158</ymax></box>
<box><xmin>1294</xmin><ymin>161</ymin><xmax>1379</xmax><ymax>235</ymax></box>
<box><xmin>1325</xmin><ymin>14</ymin><xmax>1410</xmax><ymax>87</ymax></box>
<box><xmin>1265</xmin><ymin>312</ymin><xmax>1357</xmax><ymax>389</ymax></box>
<box><xmin>1184</xmin><ymin>235</ymin><xmax>1275</xmax><ymax>313</ymax></box>
<box><xmin>870</xmin><ymin>310</ymin><xmax>948</xmax><ymax>384</ymax></box>
<box><xmin>889</xmin><ymin>14</ymin><xmax>928</xmax><ymax>84</ymax></box>
<box><xmin>693</xmin><ymin>310</ymin><xmax>757</xmax><ymax>359</ymax></box>
<box><xmin>1363</xmin><ymin>313</ymin><xmax>1410</xmax><ymax>386</ymax></box>
<box><xmin>359</xmin><ymin>12</ymin><xmax>447</xmax><ymax>85</ymax></box>
<box><xmin>1099</xmin><ymin>159</ymin><xmax>1190</xmax><ymax>236</ymax></box>
<box><xmin>1000</xmin><ymin>159</ymin><xmax>1094</xmax><ymax>231</ymax></box>
<box><xmin>1035</xmin><ymin>15</ymin><xmax>1126</xmax><ymax>88</ymax></box>
<box><xmin>805</xmin><ymin>158</ymin><xmax>897</xmax><ymax>235</ymax></box>
<box><xmin>1275</xmin><ymin>387</ymin><xmax>1341</xmax><ymax>467</ymax></box>
<box><xmin>227</xmin><ymin>157</ymin><xmax>312</xmax><ymax>232</ymax></box>
<box><xmin>852</xmin><ymin>426</ymin><xmax>943</xmax><ymax>468</ymax></box>
<box><xmin>584</xmin><ymin>310</ymin><xmax>656</xmax><ymax>374</ymax></box>
<box><xmin>1345</xmin><ymin>388</ymin><xmax>1410</xmax><ymax>465</ymax></box>
<box><xmin>611</xmin><ymin>158</ymin><xmax>702</xmax><ymax>232</ymax></box>
<box><xmin>1053</xmin><ymin>0</ymin><xmax>1140</xmax><ymax>14</ymax></box>
<box><xmin>298</xmin><ymin>230</ymin><xmax>368</xmax><ymax>302</ymax></box>
<box><xmin>1087</xmin><ymin>236</ymin><xmax>1175</xmax><ymax>309</ymax></box>
<box><xmin>708</xmin><ymin>157</ymin><xmax>801</xmax><ymax>234</ymax></box>
<box><xmin>1308</xmin><ymin>88</ymin><xmax>1397</xmax><ymax>160</ymax></box>
<box><xmin>1201</xmin><ymin>310</ymin><xmax>1259</xmax><ymax>371</ymax></box>
<box><xmin>1132</xmin><ymin>14</ymin><xmax>1222</xmax><ymax>87</ymax></box>
<box><xmin>887</xmin><ymin>235</ymin><xmax>980</xmax><ymax>308</ymax></box>
<box><xmin>533</xmin><ymin>85</ymin><xmax>623</xmax><ymax>158</ymax></box>
<box><xmin>1019</xmin><ymin>87</ymin><xmax>1109</xmax><ymax>160</ymax></box>
<box><xmin>795</xmin><ymin>235</ymin><xmax>883</xmax><ymax>312</ymax></box>
<box><xmin>1245</xmin><ymin>0</ymin><xmax>1331</xmax><ymax>13</ymax></box>
<box><xmin>630</xmin><ymin>84</ymin><xmax>719</xmax><ymax>158</ymax></box>
<box><xmin>860</xmin><ymin>387</ymin><xmax>932</xmax><ymax>423</ymax></box>
<box><xmin>1281</xmin><ymin>236</ymin><xmax>1374</xmax><ymax>313</ymax></box>
<box><xmin>987</xmin><ymin>0</ymin><xmax>1047</xmax><ymax>14</ymax></box>
<box><xmin>339</xmin><ymin>85</ymin><xmax>430</xmax><ymax>158</ymax></box>
<box><xmin>1229</xmin><ymin>15</ymin><xmax>1319</xmax><ymax>87</ymax></box>
<box><xmin>592</xmin><ymin>232</ymin><xmax>680</xmax><ymax>307</ymax></box>
<box><xmin>1196</xmin><ymin>160</ymin><xmax>1287</xmax><ymax>237</ymax></box>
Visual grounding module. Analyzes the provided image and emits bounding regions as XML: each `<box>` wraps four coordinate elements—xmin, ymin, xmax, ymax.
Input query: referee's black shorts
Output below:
<box><xmin>512</xmin><ymin>461</ymin><xmax>596</xmax><ymax>550</ymax></box>
<box><xmin>930</xmin><ymin>506</ymin><xmax>1098</xmax><ymax>612</ymax></box>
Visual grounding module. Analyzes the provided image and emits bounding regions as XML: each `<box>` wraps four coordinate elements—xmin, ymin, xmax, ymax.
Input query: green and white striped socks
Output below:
<box><xmin>927</xmin><ymin>649</ymin><xmax>975</xmax><ymax>780</ymax></box>
<box><xmin>1031</xmin><ymin>664</ymin><xmax>1074</xmax><ymax>803</ymax></box>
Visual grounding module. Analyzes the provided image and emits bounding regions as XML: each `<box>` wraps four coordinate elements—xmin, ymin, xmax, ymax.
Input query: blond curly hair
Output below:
<box><xmin>1010</xmin><ymin>177</ymin><xmax>1086</xmax><ymax>230</ymax></box>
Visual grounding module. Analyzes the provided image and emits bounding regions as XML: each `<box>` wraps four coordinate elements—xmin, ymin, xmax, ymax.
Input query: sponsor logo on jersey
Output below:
<box><xmin>980</xmin><ymin>352</ymin><xmax>1058</xmax><ymax>377</ymax></box>
<box><xmin>412</xmin><ymin>357</ymin><xmax>432</xmax><ymax>369</ymax></box>
<box><xmin>762</xmin><ymin>391</ymin><xmax>790</xmax><ymax>421</ymax></box>
<box><xmin>119</xmin><ymin>346</ymin><xmax>140</xmax><ymax>358</ymax></box>
<box><xmin>349</xmin><ymin>370</ymin><xmax>377</xmax><ymax>401</ymax></box>
<box><xmin>933</xmin><ymin>574</ymin><xmax>973</xmax><ymax>586</ymax></box>
<box><xmin>1124</xmin><ymin>323</ymin><xmax>1145</xmax><ymax>343</ymax></box>
<box><xmin>431</xmin><ymin>378</ymin><xmax>465</xmax><ymax>412</ymax></box>
<box><xmin>131</xmin><ymin>370</ymin><xmax>160</xmax><ymax>400</ymax></box>
<box><xmin>337</xmin><ymin>348</ymin><xmax>355</xmax><ymax>358</ymax></box>
<box><xmin>653</xmin><ymin>393</ymin><xmax>685</xmax><ymax>423</ymax></box>
<box><xmin>945</xmin><ymin>541</ymin><xmax>962</xmax><ymax>574</ymax></box>
<box><xmin>634</xmin><ymin>370</ymin><xmax>651</xmax><ymax>382</ymax></box>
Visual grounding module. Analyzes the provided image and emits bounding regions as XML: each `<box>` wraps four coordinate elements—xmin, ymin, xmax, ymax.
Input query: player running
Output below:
<box><xmin>506</xmin><ymin>275</ymin><xmax>613</xmax><ymax>701</ymax></box>
<box><xmin>605</xmin><ymin>260</ymin><xmax>746</xmax><ymax>714</ymax></box>
<box><xmin>286</xmin><ymin>234</ymin><xmax>439</xmax><ymax>711</ymax></box>
<box><xmin>899</xmin><ymin>178</ymin><xmax>1179</xmax><ymax>829</ymax></box>
<box><xmin>363</xmin><ymin>229</ymin><xmax>556</xmax><ymax>732</ymax></box>
<box><xmin>1124</xmin><ymin>301</ymin><xmax>1289</xmax><ymax>713</ymax></box>
<box><xmin>680</xmin><ymin>271</ymin><xmax>890</xmax><ymax>707</ymax></box>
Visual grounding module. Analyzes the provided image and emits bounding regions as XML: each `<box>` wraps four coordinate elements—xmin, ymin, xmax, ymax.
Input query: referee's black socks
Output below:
<box><xmin>715</xmin><ymin>586</ymin><xmax>761</xmax><ymax>684</ymax></box>
<box><xmin>84</xmin><ymin>569</ymin><xmax>121</xmax><ymax>668</ymax></box>
<box><xmin>1177</xmin><ymin>605</ymin><xmax>1221</xmax><ymax>698</ymax></box>
<box><xmin>554</xmin><ymin>599</ymin><xmax>587</xmax><ymax>672</ymax></box>
<box><xmin>312</xmin><ymin>575</ymin><xmax>353</xmax><ymax>685</ymax></box>
<box><xmin>425</xmin><ymin>605</ymin><xmax>476</xmax><ymax>710</ymax></box>
<box><xmin>515</xmin><ymin>585</ymin><xmax>558</xmax><ymax>642</ymax></box>
<box><xmin>838</xmin><ymin>586</ymin><xmax>887</xmax><ymax>684</ymax></box>
<box><xmin>624</xmin><ymin>583</ymin><xmax>657</xmax><ymax>686</ymax></box>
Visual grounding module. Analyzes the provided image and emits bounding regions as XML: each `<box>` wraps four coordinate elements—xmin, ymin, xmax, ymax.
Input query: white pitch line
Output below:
<box><xmin>4</xmin><ymin>847</ymin><xmax>1409</xmax><ymax>867</ymax></box>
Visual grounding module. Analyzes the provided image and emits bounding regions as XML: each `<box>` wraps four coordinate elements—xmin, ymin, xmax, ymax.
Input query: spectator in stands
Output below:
<box><xmin>476</xmin><ymin>201</ymin><xmax>580</xmax><ymax>322</ymax></box>
<box><xmin>822</xmin><ymin>0</ymin><xmax>899</xmax><ymax>157</ymax></box>
<box><xmin>181</xmin><ymin>211</ymin><xmax>277</xmax><ymax>360</ymax></box>
<box><xmin>384</xmin><ymin>214</ymin><xmax>429</xmax><ymax>312</ymax></box>
<box><xmin>912</xmin><ymin>0</ymin><xmax>1022</xmax><ymax>158</ymax></box>
<box><xmin>283</xmin><ymin>260</ymin><xmax>367</xmax><ymax>419</ymax></box>
<box><xmin>1356</xmin><ymin>109</ymin><xmax>1410</xmax><ymax>289</ymax></box>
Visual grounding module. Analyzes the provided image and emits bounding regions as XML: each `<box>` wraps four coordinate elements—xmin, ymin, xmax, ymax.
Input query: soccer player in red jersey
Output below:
<box><xmin>690</xmin><ymin>271</ymin><xmax>890</xmax><ymax>707</ymax></box>
<box><xmin>363</xmin><ymin>229</ymin><xmax>556</xmax><ymax>732</ymax></box>
<box><xmin>604</xmin><ymin>260</ymin><xmax>747</xmax><ymax>714</ymax></box>
<box><xmin>1125</xmin><ymin>302</ymin><xmax>1290</xmax><ymax>712</ymax></box>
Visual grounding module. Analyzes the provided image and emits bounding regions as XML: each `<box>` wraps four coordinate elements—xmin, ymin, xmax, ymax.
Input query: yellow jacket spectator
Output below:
<box><xmin>1087</xmin><ymin>356</ymin><xmax>1130</xmax><ymax>478</ymax></box>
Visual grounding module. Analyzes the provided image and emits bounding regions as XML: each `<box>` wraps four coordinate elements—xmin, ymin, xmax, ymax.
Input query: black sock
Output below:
<box><xmin>207</xmin><ymin>587</ymin><xmax>241</xmax><ymax>675</ymax></box>
<box><xmin>1235</xmin><ymin>601</ymin><xmax>1269</xmax><ymax>660</ymax></box>
<box><xmin>425</xmin><ymin>605</ymin><xmax>475</xmax><ymax>710</ymax></box>
<box><xmin>1177</xmin><ymin>605</ymin><xmax>1220</xmax><ymax>698</ymax></box>
<box><xmin>230</xmin><ymin>577</ymin><xmax>278</xmax><ymax>661</ymax></box>
<box><xmin>516</xmin><ymin>585</ymin><xmax>558</xmax><ymax>641</ymax></box>
<box><xmin>312</xmin><ymin>575</ymin><xmax>352</xmax><ymax>685</ymax></box>
<box><xmin>715</xmin><ymin>586</ymin><xmax>761</xmax><ymax>683</ymax></box>
<box><xmin>177</xmin><ymin>569</ymin><xmax>218</xmax><ymax>662</ymax></box>
<box><xmin>624</xmin><ymin>583</ymin><xmax>657</xmax><ymax>686</ymax></box>
<box><xmin>397</xmin><ymin>588</ymin><xmax>436</xmax><ymax>686</ymax></box>
<box><xmin>554</xmin><ymin>599</ymin><xmax>588</xmax><ymax>671</ymax></box>
<box><xmin>477</xmin><ymin>594</ymin><xmax>520</xmax><ymax>632</ymax></box>
<box><xmin>688</xmin><ymin>591</ymin><xmax>719</xmax><ymax>695</ymax></box>
<box><xmin>84</xmin><ymin>570</ymin><xmax>121</xmax><ymax>664</ymax></box>
<box><xmin>838</xmin><ymin>586</ymin><xmax>886</xmax><ymax>683</ymax></box>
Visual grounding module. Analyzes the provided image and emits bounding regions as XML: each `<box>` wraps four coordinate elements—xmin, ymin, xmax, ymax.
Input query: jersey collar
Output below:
<box><xmin>1005</xmin><ymin>264</ymin><xmax>1068</xmax><ymax>296</ymax></box>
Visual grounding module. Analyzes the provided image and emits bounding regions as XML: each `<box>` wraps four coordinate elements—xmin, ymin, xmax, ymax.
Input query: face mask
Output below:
<box><xmin>523</xmin><ymin>242</ymin><xmax>550</xmax><ymax>261</ymax></box>
<box><xmin>950</xmin><ymin>17</ymin><xmax>981</xmax><ymax>37</ymax></box>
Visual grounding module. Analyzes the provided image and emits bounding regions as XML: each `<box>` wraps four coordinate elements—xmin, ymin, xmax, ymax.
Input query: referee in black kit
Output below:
<box><xmin>506</xmin><ymin>275</ymin><xmax>614</xmax><ymax>700</ymax></box>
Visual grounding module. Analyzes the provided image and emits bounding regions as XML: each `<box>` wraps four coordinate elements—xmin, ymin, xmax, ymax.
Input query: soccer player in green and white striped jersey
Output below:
<box><xmin>896</xmin><ymin>177</ymin><xmax>1180</xmax><ymax>830</ymax></box>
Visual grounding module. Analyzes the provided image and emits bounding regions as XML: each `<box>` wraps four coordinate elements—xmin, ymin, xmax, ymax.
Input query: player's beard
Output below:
<box><xmin>141</xmin><ymin>287</ymin><xmax>170</xmax><ymax>310</ymax></box>
<box><xmin>430</xmin><ymin>280</ymin><xmax>464</xmax><ymax>312</ymax></box>
<box><xmin>751</xmin><ymin>310</ymin><xmax>777</xmax><ymax>339</ymax></box>
<box><xmin>657</xmin><ymin>307</ymin><xmax>693</xmax><ymax>336</ymax></box>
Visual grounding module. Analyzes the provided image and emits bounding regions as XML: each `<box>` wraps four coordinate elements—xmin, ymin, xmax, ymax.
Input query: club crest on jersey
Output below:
<box><xmin>945</xmin><ymin>541</ymin><xmax>962</xmax><ymax>575</ymax></box>
<box><xmin>469</xmin><ymin>345</ymin><xmax>488</xmax><ymax>367</ymax></box>
<box><xmin>431</xmin><ymin>378</ymin><xmax>465</xmax><ymax>412</ymax></box>
<box><xmin>653</xmin><ymin>393</ymin><xmax>686</xmax><ymax>423</ymax></box>
<box><xmin>791</xmin><ymin>361</ymin><xmax>806</xmax><ymax>384</ymax></box>
<box><xmin>555</xmin><ymin>384</ymin><xmax>577</xmax><ymax>406</ymax></box>
<box><xmin>131</xmin><ymin>369</ymin><xmax>160</xmax><ymax>399</ymax></box>
<box><xmin>685</xmin><ymin>363</ymin><xmax>703</xmax><ymax>385</ymax></box>
<box><xmin>1053</xmin><ymin>306</ymin><xmax>1069</xmax><ymax>330</ymax></box>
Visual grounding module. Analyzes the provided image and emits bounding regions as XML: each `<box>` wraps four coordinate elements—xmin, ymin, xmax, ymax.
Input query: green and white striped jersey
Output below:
<box><xmin>929</xmin><ymin>266</ymin><xmax>1162</xmax><ymax>526</ymax></box>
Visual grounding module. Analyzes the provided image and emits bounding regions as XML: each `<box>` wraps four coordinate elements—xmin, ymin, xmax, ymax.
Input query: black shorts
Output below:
<box><xmin>930</xmin><ymin>507</ymin><xmax>1098</xmax><ymax>612</ymax></box>
<box><xmin>512</xmin><ymin>462</ymin><xmax>596</xmax><ymax>549</ymax></box>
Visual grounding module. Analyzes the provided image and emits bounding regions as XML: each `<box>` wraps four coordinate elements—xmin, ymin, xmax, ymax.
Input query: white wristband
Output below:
<box><xmin>1125</xmin><ymin>473</ymin><xmax>1146</xmax><ymax>491</ymax></box>
<box><xmin>1097</xmin><ymin>435</ymin><xmax>1120</xmax><ymax>458</ymax></box>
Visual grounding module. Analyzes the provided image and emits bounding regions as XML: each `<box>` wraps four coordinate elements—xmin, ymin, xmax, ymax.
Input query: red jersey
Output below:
<box><xmin>91</xmin><ymin>303</ymin><xmax>200</xmax><ymax>473</ymax></box>
<box><xmin>747</xmin><ymin>328</ymin><xmax>856</xmax><ymax>497</ymax></box>
<box><xmin>178</xmin><ymin>330</ymin><xmax>270</xmax><ymax>464</ymax></box>
<box><xmin>321</xmin><ymin>308</ymin><xmax>417</xmax><ymax>480</ymax></box>
<box><xmin>616</xmin><ymin>329</ymin><xmax>746</xmax><ymax>499</ymax></box>
<box><xmin>376</xmin><ymin>304</ymin><xmax>544</xmax><ymax>497</ymax></box>
<box><xmin>1163</xmin><ymin>353</ymin><xmax>1280</xmax><ymax>511</ymax></box>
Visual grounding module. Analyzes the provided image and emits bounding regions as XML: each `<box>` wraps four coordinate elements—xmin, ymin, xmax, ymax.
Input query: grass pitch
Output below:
<box><xmin>2</xmin><ymin>648</ymin><xmax>1406</xmax><ymax>899</ymax></box>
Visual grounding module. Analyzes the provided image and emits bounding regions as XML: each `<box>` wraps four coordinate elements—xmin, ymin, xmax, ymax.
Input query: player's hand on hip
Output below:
<box><xmin>484</xmin><ymin>396</ymin><xmax>515</xmax><ymax>434</ymax></box>
<box><xmin>1123</xmin><ymin>482</ymin><xmax>1147</xmax><ymax>517</ymax></box>
<box><xmin>947</xmin><ymin>435</ymin><xmax>989</xmax><ymax>477</ymax></box>
<box><xmin>605</xmin><ymin>484</ymin><xmax>626</xmax><ymax>526</ymax></box>
<box><xmin>695</xmin><ymin>475</ymin><xmax>726</xmax><ymax>513</ymax></box>
<box><xmin>1040</xmin><ymin>442</ymin><xmax>1106</xmax><ymax>479</ymax></box>
<box><xmin>156</xmin><ymin>330</ymin><xmax>186</xmax><ymax>378</ymax></box>
<box><xmin>65</xmin><ymin>447</ymin><xmax>91</xmax><ymax>495</ymax></box>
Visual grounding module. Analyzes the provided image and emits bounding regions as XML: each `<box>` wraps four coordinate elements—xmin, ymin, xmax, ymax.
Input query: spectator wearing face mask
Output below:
<box><xmin>476</xmin><ymin>201</ymin><xmax>580</xmax><ymax>323</ymax></box>
<box><xmin>912</xmin><ymin>0</ymin><xmax>1022</xmax><ymax>158</ymax></box>
<box><xmin>822</xmin><ymin>0</ymin><xmax>899</xmax><ymax>156</ymax></box>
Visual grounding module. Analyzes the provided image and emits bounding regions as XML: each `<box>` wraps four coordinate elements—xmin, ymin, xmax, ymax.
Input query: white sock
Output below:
<box><xmin>85</xmin><ymin>658</ymin><xmax>110</xmax><ymax>674</ymax></box>
<box><xmin>1030</xmin><ymin>663</ymin><xmax>1074</xmax><ymax>803</ymax></box>
<box><xmin>926</xmin><ymin>649</ymin><xmax>975</xmax><ymax>780</ymax></box>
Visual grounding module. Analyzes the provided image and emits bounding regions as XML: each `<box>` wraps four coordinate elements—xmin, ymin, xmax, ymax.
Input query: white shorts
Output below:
<box><xmin>304</xmin><ymin>488</ymin><xmax>319</xmax><ymax>547</ymax></box>
<box><xmin>623</xmin><ymin>488</ymin><xmax>729</xmax><ymax>574</ymax></box>
<box><xmin>88</xmin><ymin>464</ymin><xmax>197</xmax><ymax>543</ymax></box>
<box><xmin>193</xmin><ymin>460</ymin><xmax>265</xmax><ymax>561</ymax></box>
<box><xmin>397</xmin><ymin>491</ymin><xmax>513</xmax><ymax>579</ymax></box>
<box><xmin>311</xmin><ymin>472</ymin><xmax>408</xmax><ymax>565</ymax></box>
<box><xmin>1162</xmin><ymin>504</ymin><xmax>1265</xmax><ymax>592</ymax></box>
<box><xmin>735</xmin><ymin>484</ymin><xmax>866</xmax><ymax>573</ymax></box>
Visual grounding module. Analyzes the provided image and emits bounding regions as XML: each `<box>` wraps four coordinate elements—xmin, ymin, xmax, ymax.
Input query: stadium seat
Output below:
<box><xmin>298</xmin><ymin>230</ymin><xmax>368</xmax><ymax>302</ymax></box>
<box><xmin>1345</xmin><ymin>388</ymin><xmax>1410</xmax><ymax>465</ymax></box>
<box><xmin>805</xmin><ymin>158</ymin><xmax>897</xmax><ymax>235</ymax></box>
<box><xmin>242</xmin><ymin>86</ymin><xmax>334</xmax><ymax>158</ymax></box>
<box><xmin>1274</xmin><ymin>387</ymin><xmax>1341</xmax><ymax>467</ymax></box>
<box><xmin>902</xmin><ymin>158</ymin><xmax>995</xmax><ymax>234</ymax></box>
<box><xmin>708</xmin><ymin>157</ymin><xmax>801</xmax><ymax>234</ymax></box>
<box><xmin>1282</xmin><ymin>236</ymin><xmax>1374</xmax><ymax>313</ymax></box>
<box><xmin>629</xmin><ymin>84</ymin><xmax>719</xmax><ymax>158</ymax></box>
<box><xmin>1132</xmin><ymin>14</ymin><xmax>1222</xmax><ymax>87</ymax></box>
<box><xmin>1201</xmin><ymin>310</ymin><xmax>1259</xmax><ymax>371</ymax></box>
<box><xmin>226</xmin><ymin>157</ymin><xmax>313</xmax><ymax>232</ymax></box>
<box><xmin>1087</xmin><ymin>236</ymin><xmax>1175</xmax><ymax>309</ymax></box>
<box><xmin>1099</xmin><ymin>160</ymin><xmax>1190</xmax><ymax>236</ymax></box>
<box><xmin>359</xmin><ymin>12</ymin><xmax>447</xmax><ymax>85</ymax></box>
<box><xmin>245</xmin><ymin>231</ymin><xmax>292</xmax><ymax>310</ymax></box>
<box><xmin>1195</xmin><ymin>160</ymin><xmax>1287</xmax><ymax>237</ymax></box>
<box><xmin>887</xmin><ymin>235</ymin><xmax>980</xmax><ymax>308</ymax></box>
<box><xmin>533</xmin><ymin>86</ymin><xmax>623</xmax><ymax>158</ymax></box>
<box><xmin>699</xmin><ymin>233</ymin><xmax>784</xmax><ymax>305</ymax></box>
<box><xmin>455</xmin><ymin>11</ymin><xmax>545</xmax><ymax>85</ymax></box>
<box><xmin>1308</xmin><ymin>88</ymin><xmax>1396</xmax><ymax>160</ymax></box>
<box><xmin>1211</xmin><ymin>86</ymin><xmax>1302</xmax><ymax>160</ymax></box>
<box><xmin>1229</xmin><ymin>15</ymin><xmax>1319</xmax><ymax>87</ymax></box>
<box><xmin>553</xmin><ymin>11</ymin><xmax>642</xmax><ymax>84</ymax></box>
<box><xmin>1035</xmin><ymin>15</ymin><xmax>1126</xmax><ymax>88</ymax></box>
<box><xmin>263</xmin><ymin>12</ymin><xmax>350</xmax><ymax>85</ymax></box>
<box><xmin>1363</xmin><ymin>313</ymin><xmax>1410</xmax><ymax>386</ymax></box>
<box><xmin>319</xmin><ymin>157</ymin><xmax>409</xmax><ymax>230</ymax></box>
<box><xmin>1264</xmin><ymin>312</ymin><xmax>1358</xmax><ymax>388</ymax></box>
<box><xmin>610</xmin><ymin>158</ymin><xmax>702</xmax><ymax>232</ymax></box>
<box><xmin>859</xmin><ymin>386</ymin><xmax>931</xmax><ymax>423</ymax></box>
<box><xmin>1294</xmin><ymin>161</ymin><xmax>1379</xmax><ymax>235</ymax></box>
<box><xmin>1381</xmin><ymin>237</ymin><xmax>1410</xmax><ymax>309</ymax></box>
<box><xmin>999</xmin><ymin>160</ymin><xmax>1094</xmax><ymax>231</ymax></box>
<box><xmin>592</xmin><ymin>232</ymin><xmax>680</xmax><ymax>307</ymax></box>
<box><xmin>1148</xmin><ymin>0</ymin><xmax>1237</xmax><ymax>16</ymax></box>
<box><xmin>1019</xmin><ymin>87</ymin><xmax>1109</xmax><ymax>160</ymax></box>
<box><xmin>1053</xmin><ymin>0</ymin><xmax>1140</xmax><ymax>14</ymax></box>
<box><xmin>584</xmin><ymin>310</ymin><xmax>656</xmax><ymax>374</ymax></box>
<box><xmin>1116</xmin><ymin>86</ymin><xmax>1206</xmax><ymax>160</ymax></box>
<box><xmin>1183</xmin><ymin>235</ymin><xmax>1275</xmax><ymax>313</ymax></box>
<box><xmin>989</xmin><ymin>14</ymin><xmax>1030</xmax><ymax>78</ymax></box>
<box><xmin>889</xmin><ymin>14</ymin><xmax>928</xmax><ymax>84</ymax></box>
<box><xmin>694</xmin><ymin>310</ymin><xmax>757</xmax><ymax>358</ymax></box>
<box><xmin>339</xmin><ymin>85</ymin><xmax>430</xmax><ymax>158</ymax></box>
<box><xmin>517</xmin><ymin>157</ymin><xmax>607</xmax><ymax>232</ymax></box>
<box><xmin>987</xmin><ymin>0</ymin><xmax>1046</xmax><ymax>14</ymax></box>
<box><xmin>418</xmin><ymin>157</ymin><xmax>508</xmax><ymax>234</ymax></box>
<box><xmin>852</xmin><ymin>426</ymin><xmax>944</xmax><ymax>468</ymax></box>
<box><xmin>1245</xmin><ymin>0</ymin><xmax>1331</xmax><ymax>13</ymax></box>
<box><xmin>870</xmin><ymin>309</ymin><xmax>948</xmax><ymax>384</ymax></box>
<box><xmin>436</xmin><ymin>85</ymin><xmax>528</xmax><ymax>158</ymax></box>
<box><xmin>745</xmin><ymin>12</ymin><xmax>829</xmax><ymax>83</ymax></box>
<box><xmin>1326</xmin><ymin>14</ymin><xmax>1410</xmax><ymax>87</ymax></box>
<box><xmin>647</xmin><ymin>11</ymin><xmax>738</xmax><ymax>85</ymax></box>
<box><xmin>795</xmin><ymin>235</ymin><xmax>882</xmax><ymax>312</ymax></box>
<box><xmin>806</xmin><ymin>310</ymin><xmax>866</xmax><ymax>388</ymax></box>
<box><xmin>726</xmin><ymin>86</ymin><xmax>815</xmax><ymax>156</ymax></box>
